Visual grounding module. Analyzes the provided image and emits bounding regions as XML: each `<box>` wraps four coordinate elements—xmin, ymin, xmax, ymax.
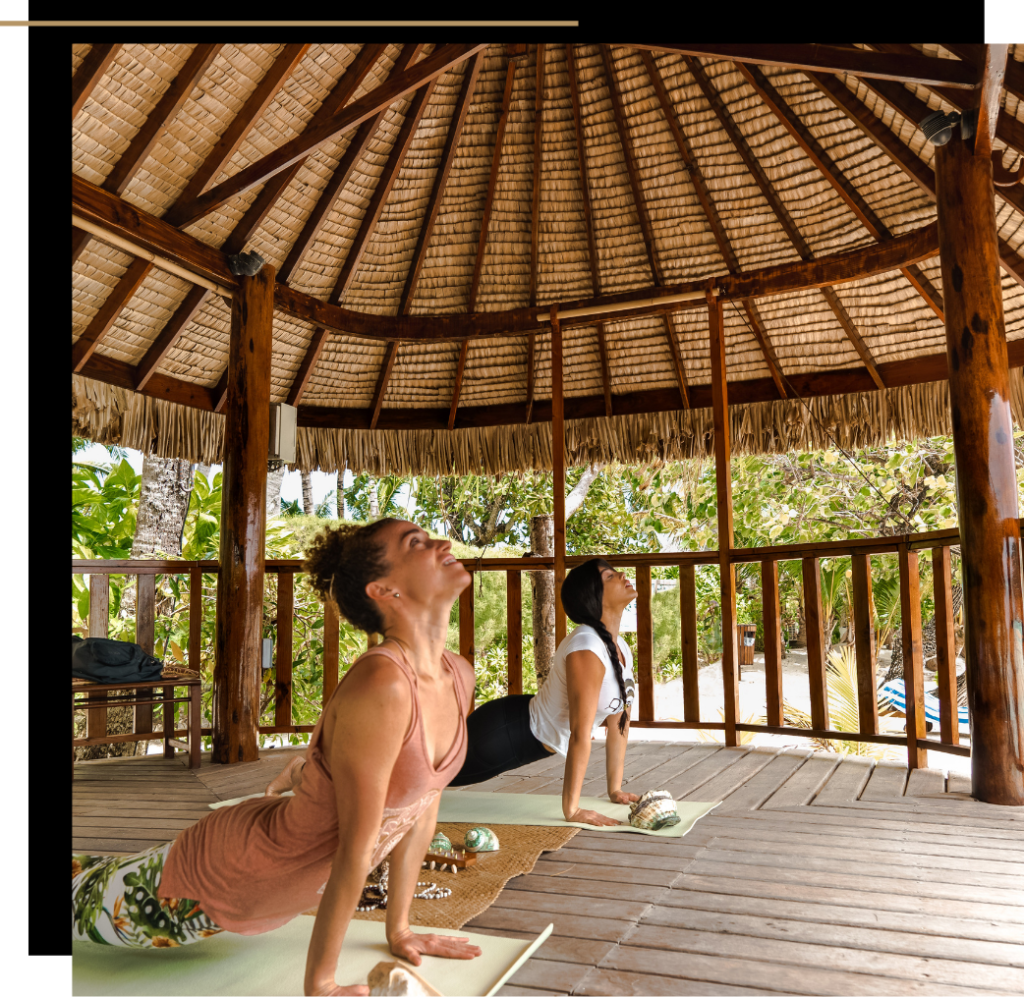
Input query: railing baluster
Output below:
<box><xmin>507</xmin><ymin>570</ymin><xmax>523</xmax><ymax>696</ymax></box>
<box><xmin>188</xmin><ymin>566</ymin><xmax>203</xmax><ymax>673</ymax></box>
<box><xmin>761</xmin><ymin>559</ymin><xmax>783</xmax><ymax>727</ymax></box>
<box><xmin>680</xmin><ymin>564</ymin><xmax>700</xmax><ymax>722</ymax></box>
<box><xmin>900</xmin><ymin>545</ymin><xmax>927</xmax><ymax>768</ymax></box>
<box><xmin>636</xmin><ymin>564</ymin><xmax>654</xmax><ymax>722</ymax></box>
<box><xmin>932</xmin><ymin>545</ymin><xmax>959</xmax><ymax>745</ymax></box>
<box><xmin>136</xmin><ymin>573</ymin><xmax>156</xmax><ymax>740</ymax></box>
<box><xmin>851</xmin><ymin>553</ymin><xmax>878</xmax><ymax>735</ymax></box>
<box><xmin>275</xmin><ymin>571</ymin><xmax>293</xmax><ymax>729</ymax></box>
<box><xmin>322</xmin><ymin>599</ymin><xmax>339</xmax><ymax>709</ymax></box>
<box><xmin>460</xmin><ymin>574</ymin><xmax>475</xmax><ymax>712</ymax></box>
<box><xmin>802</xmin><ymin>556</ymin><xmax>829</xmax><ymax>730</ymax></box>
<box><xmin>87</xmin><ymin>574</ymin><xmax>109</xmax><ymax>739</ymax></box>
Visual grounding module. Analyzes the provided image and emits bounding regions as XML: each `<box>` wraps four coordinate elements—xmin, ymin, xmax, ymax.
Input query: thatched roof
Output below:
<box><xmin>72</xmin><ymin>43</ymin><xmax>1024</xmax><ymax>473</ymax></box>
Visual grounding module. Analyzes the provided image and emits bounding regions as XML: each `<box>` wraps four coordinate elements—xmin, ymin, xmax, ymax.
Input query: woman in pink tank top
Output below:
<box><xmin>72</xmin><ymin>518</ymin><xmax>482</xmax><ymax>996</ymax></box>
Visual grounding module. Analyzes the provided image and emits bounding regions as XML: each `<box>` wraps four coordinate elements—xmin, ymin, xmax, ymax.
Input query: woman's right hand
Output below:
<box><xmin>566</xmin><ymin>807</ymin><xmax>621</xmax><ymax>827</ymax></box>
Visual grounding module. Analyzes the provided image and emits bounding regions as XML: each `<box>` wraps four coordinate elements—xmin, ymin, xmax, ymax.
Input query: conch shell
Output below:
<box><xmin>463</xmin><ymin>826</ymin><xmax>499</xmax><ymax>852</ymax></box>
<box><xmin>367</xmin><ymin>961</ymin><xmax>443</xmax><ymax>996</ymax></box>
<box><xmin>429</xmin><ymin>831</ymin><xmax>453</xmax><ymax>854</ymax></box>
<box><xmin>628</xmin><ymin>790</ymin><xmax>682</xmax><ymax>830</ymax></box>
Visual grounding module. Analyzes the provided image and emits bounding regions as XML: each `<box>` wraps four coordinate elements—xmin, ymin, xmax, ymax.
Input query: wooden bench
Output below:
<box><xmin>73</xmin><ymin>663</ymin><xmax>203</xmax><ymax>771</ymax></box>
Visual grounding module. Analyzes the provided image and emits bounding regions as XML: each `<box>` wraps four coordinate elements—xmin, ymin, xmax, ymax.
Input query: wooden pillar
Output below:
<box><xmin>680</xmin><ymin>564</ymin><xmax>700</xmax><ymax>722</ymax></box>
<box><xmin>551</xmin><ymin>306</ymin><xmax>567</xmax><ymax>647</ymax></box>
<box><xmin>761</xmin><ymin>559</ymin><xmax>783</xmax><ymax>728</ymax></box>
<box><xmin>850</xmin><ymin>554</ymin><xmax>878</xmax><ymax>735</ymax></box>
<box><xmin>936</xmin><ymin>122</ymin><xmax>1024</xmax><ymax>805</ymax></box>
<box><xmin>274</xmin><ymin>571</ymin><xmax>293</xmax><ymax>729</ymax></box>
<box><xmin>709</xmin><ymin>294</ymin><xmax>739</xmax><ymax>745</ymax></box>
<box><xmin>636</xmin><ymin>564</ymin><xmax>654</xmax><ymax>721</ymax></box>
<box><xmin>898</xmin><ymin>546</ymin><xmax>927</xmax><ymax>770</ymax></box>
<box><xmin>802</xmin><ymin>557</ymin><xmax>829</xmax><ymax>731</ymax></box>
<box><xmin>507</xmin><ymin>570</ymin><xmax>523</xmax><ymax>695</ymax></box>
<box><xmin>212</xmin><ymin>265</ymin><xmax>275</xmax><ymax>764</ymax></box>
<box><xmin>932</xmin><ymin>546</ymin><xmax>959</xmax><ymax>746</ymax></box>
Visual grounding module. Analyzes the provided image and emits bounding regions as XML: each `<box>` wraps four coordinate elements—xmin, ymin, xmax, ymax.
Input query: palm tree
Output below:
<box><xmin>301</xmin><ymin>471</ymin><xmax>314</xmax><ymax>515</ymax></box>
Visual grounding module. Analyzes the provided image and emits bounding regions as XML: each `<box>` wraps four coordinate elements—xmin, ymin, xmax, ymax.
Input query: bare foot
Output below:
<box><xmin>265</xmin><ymin>753</ymin><xmax>306</xmax><ymax>796</ymax></box>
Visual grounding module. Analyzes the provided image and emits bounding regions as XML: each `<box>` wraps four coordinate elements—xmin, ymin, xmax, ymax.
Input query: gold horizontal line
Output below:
<box><xmin>16</xmin><ymin>19</ymin><xmax>579</xmax><ymax>25</ymax></box>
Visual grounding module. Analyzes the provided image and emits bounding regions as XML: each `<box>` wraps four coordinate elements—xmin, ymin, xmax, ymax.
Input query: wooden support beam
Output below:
<box><xmin>219</xmin><ymin>43</ymin><xmax>388</xmax><ymax>255</ymax></box>
<box><xmin>567</xmin><ymin>45</ymin><xmax>601</xmax><ymax>297</ymax></box>
<box><xmin>946</xmin><ymin>41</ymin><xmax>1024</xmax><ymax>104</ymax></box>
<box><xmin>935</xmin><ymin>125</ymin><xmax>1024</xmax><ymax>803</ymax></box>
<box><xmin>212</xmin><ymin>264</ymin><xmax>275</xmax><ymax>765</ymax></box>
<box><xmin>898</xmin><ymin>546</ymin><xmax>927</xmax><ymax>771</ymax></box>
<box><xmin>819</xmin><ymin>286</ymin><xmax>886</xmax><ymax>389</ymax></box>
<box><xmin>72</xmin><ymin>257</ymin><xmax>153</xmax><ymax>372</ymax></box>
<box><xmin>600</xmin><ymin>45</ymin><xmax>662</xmax><ymax>286</ymax></box>
<box><xmin>931</xmin><ymin>545</ymin><xmax>959</xmax><ymax>746</ymax></box>
<box><xmin>178</xmin><ymin>44</ymin><xmax>310</xmax><ymax>202</ymax></box>
<box><xmin>398</xmin><ymin>51</ymin><xmax>484</xmax><ymax>316</ymax></box>
<box><xmin>73</xmin><ymin>43</ymin><xmax>119</xmax><ymax>120</ymax></box>
<box><xmin>850</xmin><ymin>553</ymin><xmax>878</xmax><ymax>735</ymax></box>
<box><xmin>663</xmin><ymin>313</ymin><xmax>689</xmax><ymax>408</ymax></box>
<box><xmin>679</xmin><ymin>564</ymin><xmax>700</xmax><ymax>722</ymax></box>
<box><xmin>552</xmin><ymin>307</ymin><xmax>566</xmax><ymax>648</ymax></box>
<box><xmin>636</xmin><ymin>563</ymin><xmax>654</xmax><ymax>721</ymax></box>
<box><xmin>525</xmin><ymin>333</ymin><xmax>536</xmax><ymax>424</ymax></box>
<box><xmin>368</xmin><ymin>342</ymin><xmax>399</xmax><ymax>431</ymax></box>
<box><xmin>468</xmin><ymin>57</ymin><xmax>517</xmax><ymax>312</ymax></box>
<box><xmin>134</xmin><ymin>285</ymin><xmax>211</xmax><ymax>390</ymax></box>
<box><xmin>632</xmin><ymin>44</ymin><xmax>979</xmax><ymax>88</ymax></box>
<box><xmin>761</xmin><ymin>559</ymin><xmax>783</xmax><ymax>728</ymax></box>
<box><xmin>104</xmin><ymin>44</ymin><xmax>220</xmax><ymax>197</ymax></box>
<box><xmin>286</xmin><ymin>327</ymin><xmax>327</xmax><ymax>407</ymax></box>
<box><xmin>72</xmin><ymin>226</ymin><xmax>92</xmax><ymax>266</ymax></box>
<box><xmin>506</xmin><ymin>570</ymin><xmax>523</xmax><ymax>696</ymax></box>
<box><xmin>529</xmin><ymin>44</ymin><xmax>546</xmax><ymax>308</ymax></box>
<box><xmin>277</xmin><ymin>44</ymin><xmax>422</xmax><ymax>286</ymax></box>
<box><xmin>740</xmin><ymin>300</ymin><xmax>787</xmax><ymax>398</ymax></box>
<box><xmin>175</xmin><ymin>43</ymin><xmax>487</xmax><ymax>227</ymax></box>
<box><xmin>274</xmin><ymin>570</ymin><xmax>293</xmax><ymax>729</ymax></box>
<box><xmin>802</xmin><ymin>556</ymin><xmax>829</xmax><ymax>731</ymax></box>
<box><xmin>448</xmin><ymin>340</ymin><xmax>470</xmax><ymax>431</ymax></box>
<box><xmin>596</xmin><ymin>323</ymin><xmax>613</xmax><ymax>416</ymax></box>
<box><xmin>709</xmin><ymin>295</ymin><xmax>739</xmax><ymax>746</ymax></box>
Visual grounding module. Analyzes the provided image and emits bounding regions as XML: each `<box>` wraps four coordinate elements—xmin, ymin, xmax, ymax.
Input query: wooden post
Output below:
<box><xmin>932</xmin><ymin>546</ymin><xmax>959</xmax><ymax>745</ymax></box>
<box><xmin>680</xmin><ymin>564</ymin><xmax>700</xmax><ymax>722</ymax></box>
<box><xmin>274</xmin><ymin>571</ymin><xmax>293</xmax><ymax>729</ymax></box>
<box><xmin>761</xmin><ymin>559</ymin><xmax>783</xmax><ymax>727</ymax></box>
<box><xmin>507</xmin><ymin>570</ymin><xmax>523</xmax><ymax>695</ymax></box>
<box><xmin>188</xmin><ymin>566</ymin><xmax>203</xmax><ymax>677</ymax></box>
<box><xmin>460</xmin><ymin>576</ymin><xmax>475</xmax><ymax>712</ymax></box>
<box><xmin>936</xmin><ymin>117</ymin><xmax>1024</xmax><ymax>804</ymax></box>
<box><xmin>709</xmin><ymin>295</ymin><xmax>739</xmax><ymax>745</ymax></box>
<box><xmin>552</xmin><ymin>306</ymin><xmax>567</xmax><ymax>648</ymax></box>
<box><xmin>135</xmin><ymin>573</ymin><xmax>156</xmax><ymax>740</ymax></box>
<box><xmin>636</xmin><ymin>564</ymin><xmax>654</xmax><ymax>721</ymax></box>
<box><xmin>87</xmin><ymin>575</ymin><xmax>109</xmax><ymax>740</ymax></box>
<box><xmin>850</xmin><ymin>553</ymin><xmax>878</xmax><ymax>735</ymax></box>
<box><xmin>899</xmin><ymin>546</ymin><xmax>927</xmax><ymax>770</ymax></box>
<box><xmin>212</xmin><ymin>264</ymin><xmax>275</xmax><ymax>764</ymax></box>
<box><xmin>802</xmin><ymin>557</ymin><xmax>829</xmax><ymax>731</ymax></box>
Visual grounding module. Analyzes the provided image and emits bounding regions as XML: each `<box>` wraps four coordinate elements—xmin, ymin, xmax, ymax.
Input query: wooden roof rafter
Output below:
<box><xmin>72</xmin><ymin>43</ymin><xmax>119</xmax><ymax>120</ymax></box>
<box><xmin>684</xmin><ymin>55</ymin><xmax>886</xmax><ymax>390</ymax></box>
<box><xmin>524</xmin><ymin>44</ymin><xmax>546</xmax><ymax>424</ymax></box>
<box><xmin>71</xmin><ymin>257</ymin><xmax>153</xmax><ymax>372</ymax></box>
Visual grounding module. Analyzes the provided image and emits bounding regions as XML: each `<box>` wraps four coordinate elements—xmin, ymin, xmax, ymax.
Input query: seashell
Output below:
<box><xmin>628</xmin><ymin>791</ymin><xmax>682</xmax><ymax>831</ymax></box>
<box><xmin>429</xmin><ymin>831</ymin><xmax>453</xmax><ymax>854</ymax></box>
<box><xmin>367</xmin><ymin>960</ymin><xmax>443</xmax><ymax>996</ymax></box>
<box><xmin>463</xmin><ymin>826</ymin><xmax>499</xmax><ymax>852</ymax></box>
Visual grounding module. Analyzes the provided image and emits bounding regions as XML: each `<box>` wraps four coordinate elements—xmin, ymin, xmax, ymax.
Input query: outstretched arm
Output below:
<box><xmin>604</xmin><ymin>714</ymin><xmax>638</xmax><ymax>805</ymax></box>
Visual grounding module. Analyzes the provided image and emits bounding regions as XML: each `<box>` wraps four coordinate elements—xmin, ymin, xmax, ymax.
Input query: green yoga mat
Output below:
<box><xmin>438</xmin><ymin>791</ymin><xmax>718</xmax><ymax>837</ymax></box>
<box><xmin>73</xmin><ymin>917</ymin><xmax>553</xmax><ymax>996</ymax></box>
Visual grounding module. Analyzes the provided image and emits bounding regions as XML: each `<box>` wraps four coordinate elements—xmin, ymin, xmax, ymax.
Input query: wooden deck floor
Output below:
<box><xmin>73</xmin><ymin>743</ymin><xmax>1024</xmax><ymax>996</ymax></box>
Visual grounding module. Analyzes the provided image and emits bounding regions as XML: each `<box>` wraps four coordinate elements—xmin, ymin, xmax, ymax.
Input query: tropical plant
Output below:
<box><xmin>281</xmin><ymin>498</ymin><xmax>303</xmax><ymax>517</ymax></box>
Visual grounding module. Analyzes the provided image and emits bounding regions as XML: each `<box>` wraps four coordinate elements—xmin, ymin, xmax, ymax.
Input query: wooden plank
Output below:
<box><xmin>72</xmin><ymin>257</ymin><xmax>153</xmax><ymax>371</ymax></box>
<box><xmin>760</xmin><ymin>560</ymin><xmax>783</xmax><ymax>726</ymax></box>
<box><xmin>761</xmin><ymin>753</ymin><xmax>840</xmax><ymax>808</ymax></box>
<box><xmin>368</xmin><ymin>342</ymin><xmax>400</xmax><ymax>430</ymax></box>
<box><xmin>503</xmin><ymin>874</ymin><xmax>668</xmax><ymax>906</ymax></box>
<box><xmin>898</xmin><ymin>546</ymin><xmax>928</xmax><ymax>769</ymax></box>
<box><xmin>73</xmin><ymin>43</ymin><xmax>119</xmax><ymax>119</ymax></box>
<box><xmin>711</xmin><ymin>749</ymin><xmax>813</xmax><ymax>813</ymax></box>
<box><xmin>466</xmin><ymin>901</ymin><xmax>637</xmax><ymax>943</ymax></box>
<box><xmin>73</xmin><ymin>815</ymin><xmax>200</xmax><ymax>831</ymax></box>
<box><xmin>837</xmin><ymin>797</ymin><xmax>1024</xmax><ymax>825</ymax></box>
<box><xmin>468</xmin><ymin>929</ymin><xmax>615</xmax><ymax>969</ymax></box>
<box><xmin>537</xmin><ymin>848</ymin><xmax>700</xmax><ymax>876</ymax></box>
<box><xmin>496</xmin><ymin>884</ymin><xmax>655</xmax><ymax>918</ymax></box>
<box><xmin>932</xmin><ymin>545</ymin><xmax>959</xmax><ymax>745</ymax></box>
<box><xmin>505</xmin><ymin>959</ymin><xmax>590</xmax><ymax>996</ymax></box>
<box><xmin>801</xmin><ymin>557</ymin><xmax>829</xmax><ymax>729</ymax></box>
<box><xmin>663</xmin><ymin>313</ymin><xmax>690</xmax><ymax>407</ymax></box>
<box><xmin>849</xmin><ymin>553</ymin><xmax>878</xmax><ymax>734</ymax></box>
<box><xmin>905</xmin><ymin>766</ymin><xmax>947</xmax><ymax>797</ymax></box>
<box><xmin>274</xmin><ymin>570</ymin><xmax>293</xmax><ymax>728</ymax></box>
<box><xmin>507</xmin><ymin>570</ymin><xmax>523</xmax><ymax>696</ymax></box>
<box><xmin>811</xmin><ymin>757</ymin><xmax>873</xmax><ymax>805</ymax></box>
<box><xmin>188</xmin><ymin>566</ymin><xmax>203</xmax><ymax>677</ymax></box>
<box><xmin>664</xmin><ymin>748</ymin><xmax>748</xmax><ymax>799</ymax></box>
<box><xmin>575</xmin><ymin>967</ymin><xmax>778</xmax><ymax>997</ymax></box>
<box><xmin>679</xmin><ymin>565</ymin><xmax>699</xmax><ymax>722</ymax></box>
<box><xmin>636</xmin><ymin>564</ymin><xmax>654</xmax><ymax>721</ymax></box>
<box><xmin>322</xmin><ymin>599</ymin><xmax>339</xmax><ymax>708</ymax></box>
<box><xmin>172</xmin><ymin>44</ymin><xmax>487</xmax><ymax>226</ymax></box>
<box><xmin>673</xmin><ymin>748</ymin><xmax>780</xmax><ymax>803</ymax></box>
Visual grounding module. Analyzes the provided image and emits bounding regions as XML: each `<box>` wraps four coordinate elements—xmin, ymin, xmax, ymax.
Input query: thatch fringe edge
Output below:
<box><xmin>72</xmin><ymin>372</ymin><xmax>1024</xmax><ymax>476</ymax></box>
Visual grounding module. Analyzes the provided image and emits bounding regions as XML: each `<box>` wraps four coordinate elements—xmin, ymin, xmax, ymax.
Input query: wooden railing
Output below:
<box><xmin>73</xmin><ymin>524</ymin><xmax>974</xmax><ymax>761</ymax></box>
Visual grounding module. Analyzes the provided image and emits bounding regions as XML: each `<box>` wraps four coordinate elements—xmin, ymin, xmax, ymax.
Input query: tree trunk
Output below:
<box><xmin>530</xmin><ymin>514</ymin><xmax>555</xmax><ymax>687</ymax></box>
<box><xmin>266</xmin><ymin>464</ymin><xmax>286</xmax><ymax>518</ymax></box>
<box><xmin>337</xmin><ymin>469</ymin><xmax>345</xmax><ymax>520</ymax></box>
<box><xmin>301</xmin><ymin>471</ymin><xmax>314</xmax><ymax>515</ymax></box>
<box><xmin>368</xmin><ymin>476</ymin><xmax>380</xmax><ymax>519</ymax></box>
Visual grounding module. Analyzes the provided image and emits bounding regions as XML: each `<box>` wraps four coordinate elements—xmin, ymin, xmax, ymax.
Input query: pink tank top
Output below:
<box><xmin>158</xmin><ymin>644</ymin><xmax>473</xmax><ymax>934</ymax></box>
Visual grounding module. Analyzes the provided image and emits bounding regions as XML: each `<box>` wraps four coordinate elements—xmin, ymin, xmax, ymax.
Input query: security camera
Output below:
<box><xmin>228</xmin><ymin>250</ymin><xmax>266</xmax><ymax>276</ymax></box>
<box><xmin>920</xmin><ymin>110</ymin><xmax>961</xmax><ymax>147</ymax></box>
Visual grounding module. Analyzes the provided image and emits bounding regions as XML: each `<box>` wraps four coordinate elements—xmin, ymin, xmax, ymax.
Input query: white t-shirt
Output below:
<box><xmin>528</xmin><ymin>624</ymin><xmax>635</xmax><ymax>758</ymax></box>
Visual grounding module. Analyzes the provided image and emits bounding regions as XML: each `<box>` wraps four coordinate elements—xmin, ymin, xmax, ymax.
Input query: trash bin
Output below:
<box><xmin>737</xmin><ymin>624</ymin><xmax>756</xmax><ymax>672</ymax></box>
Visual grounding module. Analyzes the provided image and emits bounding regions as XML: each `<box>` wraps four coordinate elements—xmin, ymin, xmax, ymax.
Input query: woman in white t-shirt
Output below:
<box><xmin>449</xmin><ymin>558</ymin><xmax>640</xmax><ymax>827</ymax></box>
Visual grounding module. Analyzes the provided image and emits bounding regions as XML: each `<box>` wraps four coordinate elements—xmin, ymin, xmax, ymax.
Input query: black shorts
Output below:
<box><xmin>449</xmin><ymin>694</ymin><xmax>555</xmax><ymax>786</ymax></box>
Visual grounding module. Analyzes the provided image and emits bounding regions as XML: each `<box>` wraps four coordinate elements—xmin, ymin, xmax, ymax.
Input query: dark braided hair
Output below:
<box><xmin>560</xmin><ymin>558</ymin><xmax>630</xmax><ymax>734</ymax></box>
<box><xmin>304</xmin><ymin>518</ymin><xmax>399</xmax><ymax>634</ymax></box>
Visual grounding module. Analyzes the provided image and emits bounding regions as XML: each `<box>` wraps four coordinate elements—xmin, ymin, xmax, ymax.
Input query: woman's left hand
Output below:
<box><xmin>389</xmin><ymin>929</ymin><xmax>482</xmax><ymax>965</ymax></box>
<box><xmin>608</xmin><ymin>789</ymin><xmax>640</xmax><ymax>805</ymax></box>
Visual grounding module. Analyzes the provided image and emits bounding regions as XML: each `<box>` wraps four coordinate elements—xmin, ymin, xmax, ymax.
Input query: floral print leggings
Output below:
<box><xmin>72</xmin><ymin>843</ymin><xmax>224</xmax><ymax>948</ymax></box>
